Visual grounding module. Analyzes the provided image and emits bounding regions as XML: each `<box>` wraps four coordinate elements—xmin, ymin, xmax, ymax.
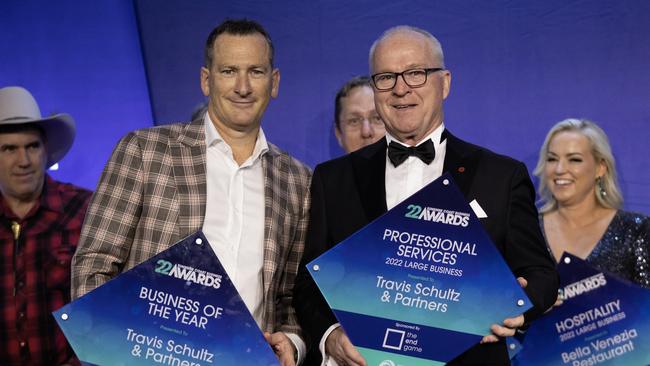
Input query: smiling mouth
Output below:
<box><xmin>229</xmin><ymin>98</ymin><xmax>255</xmax><ymax>106</ymax></box>
<box><xmin>13</xmin><ymin>172</ymin><xmax>35</xmax><ymax>181</ymax></box>
<box><xmin>393</xmin><ymin>104</ymin><xmax>417</xmax><ymax>110</ymax></box>
<box><xmin>553</xmin><ymin>179</ymin><xmax>573</xmax><ymax>186</ymax></box>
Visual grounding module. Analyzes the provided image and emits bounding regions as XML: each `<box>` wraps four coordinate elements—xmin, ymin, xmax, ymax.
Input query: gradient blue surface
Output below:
<box><xmin>512</xmin><ymin>253</ymin><xmax>650</xmax><ymax>365</ymax></box>
<box><xmin>309</xmin><ymin>174</ymin><xmax>531</xmax><ymax>364</ymax></box>
<box><xmin>54</xmin><ymin>232</ymin><xmax>279</xmax><ymax>366</ymax></box>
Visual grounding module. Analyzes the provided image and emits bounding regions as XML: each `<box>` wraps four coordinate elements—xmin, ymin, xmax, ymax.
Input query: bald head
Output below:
<box><xmin>369</xmin><ymin>26</ymin><xmax>445</xmax><ymax>74</ymax></box>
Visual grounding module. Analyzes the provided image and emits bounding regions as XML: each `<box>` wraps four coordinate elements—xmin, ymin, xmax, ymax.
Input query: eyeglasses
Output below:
<box><xmin>341</xmin><ymin>114</ymin><xmax>385</xmax><ymax>130</ymax></box>
<box><xmin>371</xmin><ymin>68</ymin><xmax>445</xmax><ymax>91</ymax></box>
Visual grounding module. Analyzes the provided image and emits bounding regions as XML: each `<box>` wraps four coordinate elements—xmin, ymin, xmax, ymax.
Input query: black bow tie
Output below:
<box><xmin>388</xmin><ymin>139</ymin><xmax>435</xmax><ymax>167</ymax></box>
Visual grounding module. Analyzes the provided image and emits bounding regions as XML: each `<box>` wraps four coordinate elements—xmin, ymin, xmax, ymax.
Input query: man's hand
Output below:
<box><xmin>264</xmin><ymin>332</ymin><xmax>296</xmax><ymax>366</ymax></box>
<box><xmin>325</xmin><ymin>327</ymin><xmax>367</xmax><ymax>366</ymax></box>
<box><xmin>481</xmin><ymin>277</ymin><xmax>527</xmax><ymax>343</ymax></box>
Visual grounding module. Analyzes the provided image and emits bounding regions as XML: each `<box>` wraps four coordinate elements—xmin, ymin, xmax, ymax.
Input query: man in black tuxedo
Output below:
<box><xmin>293</xmin><ymin>26</ymin><xmax>558</xmax><ymax>366</ymax></box>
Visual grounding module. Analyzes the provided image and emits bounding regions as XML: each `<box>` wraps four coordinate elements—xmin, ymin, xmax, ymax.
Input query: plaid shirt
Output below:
<box><xmin>0</xmin><ymin>175</ymin><xmax>91</xmax><ymax>366</ymax></box>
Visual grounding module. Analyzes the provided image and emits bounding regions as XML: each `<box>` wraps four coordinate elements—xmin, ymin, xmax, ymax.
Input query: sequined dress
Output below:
<box><xmin>543</xmin><ymin>210</ymin><xmax>650</xmax><ymax>289</ymax></box>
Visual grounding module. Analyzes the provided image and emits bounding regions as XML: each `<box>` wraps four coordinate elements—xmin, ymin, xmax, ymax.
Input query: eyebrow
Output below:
<box><xmin>547</xmin><ymin>151</ymin><xmax>584</xmax><ymax>156</ymax></box>
<box><xmin>218</xmin><ymin>63</ymin><xmax>269</xmax><ymax>70</ymax></box>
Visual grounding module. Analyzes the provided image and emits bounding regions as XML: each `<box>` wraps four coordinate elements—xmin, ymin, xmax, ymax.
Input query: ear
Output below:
<box><xmin>271</xmin><ymin>68</ymin><xmax>280</xmax><ymax>98</ymax></box>
<box><xmin>597</xmin><ymin>159</ymin><xmax>607</xmax><ymax>178</ymax></box>
<box><xmin>200</xmin><ymin>67</ymin><xmax>210</xmax><ymax>97</ymax></box>
<box><xmin>442</xmin><ymin>69</ymin><xmax>452</xmax><ymax>100</ymax></box>
<box><xmin>334</xmin><ymin>125</ymin><xmax>344</xmax><ymax>148</ymax></box>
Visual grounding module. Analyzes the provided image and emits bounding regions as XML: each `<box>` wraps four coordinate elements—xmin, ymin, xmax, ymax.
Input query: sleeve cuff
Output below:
<box><xmin>318</xmin><ymin>323</ymin><xmax>341</xmax><ymax>366</ymax></box>
<box><xmin>285</xmin><ymin>332</ymin><xmax>306</xmax><ymax>365</ymax></box>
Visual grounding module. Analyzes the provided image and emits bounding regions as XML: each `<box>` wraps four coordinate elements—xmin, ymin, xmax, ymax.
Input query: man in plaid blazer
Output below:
<box><xmin>71</xmin><ymin>19</ymin><xmax>311</xmax><ymax>366</ymax></box>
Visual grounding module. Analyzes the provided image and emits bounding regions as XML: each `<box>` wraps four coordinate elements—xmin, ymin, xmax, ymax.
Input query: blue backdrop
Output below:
<box><xmin>1</xmin><ymin>0</ymin><xmax>649</xmax><ymax>214</ymax></box>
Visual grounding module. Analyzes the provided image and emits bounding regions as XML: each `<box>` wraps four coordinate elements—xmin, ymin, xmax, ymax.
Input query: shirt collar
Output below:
<box><xmin>203</xmin><ymin>113</ymin><xmax>269</xmax><ymax>164</ymax></box>
<box><xmin>385</xmin><ymin>122</ymin><xmax>446</xmax><ymax>148</ymax></box>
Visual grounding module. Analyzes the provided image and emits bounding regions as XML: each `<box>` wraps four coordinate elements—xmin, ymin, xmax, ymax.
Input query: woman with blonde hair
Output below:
<box><xmin>534</xmin><ymin>118</ymin><xmax>649</xmax><ymax>288</ymax></box>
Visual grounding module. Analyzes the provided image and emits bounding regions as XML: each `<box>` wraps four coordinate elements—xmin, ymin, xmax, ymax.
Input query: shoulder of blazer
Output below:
<box><xmin>127</xmin><ymin>119</ymin><xmax>205</xmax><ymax>148</ymax></box>
<box><xmin>445</xmin><ymin>130</ymin><xmax>523</xmax><ymax>169</ymax></box>
<box><xmin>265</xmin><ymin>141</ymin><xmax>312</xmax><ymax>180</ymax></box>
<box><xmin>314</xmin><ymin>138</ymin><xmax>387</xmax><ymax>174</ymax></box>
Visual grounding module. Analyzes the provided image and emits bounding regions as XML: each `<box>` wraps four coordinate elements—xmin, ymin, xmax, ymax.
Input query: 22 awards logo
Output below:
<box><xmin>559</xmin><ymin>272</ymin><xmax>607</xmax><ymax>301</ymax></box>
<box><xmin>155</xmin><ymin>260</ymin><xmax>222</xmax><ymax>289</ymax></box>
<box><xmin>405</xmin><ymin>204</ymin><xmax>470</xmax><ymax>227</ymax></box>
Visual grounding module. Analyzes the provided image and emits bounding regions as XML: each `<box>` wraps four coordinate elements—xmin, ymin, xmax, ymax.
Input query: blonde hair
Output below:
<box><xmin>533</xmin><ymin>118</ymin><xmax>623</xmax><ymax>213</ymax></box>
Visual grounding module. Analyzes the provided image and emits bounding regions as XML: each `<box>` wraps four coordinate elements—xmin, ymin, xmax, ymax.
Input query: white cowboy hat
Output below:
<box><xmin>0</xmin><ymin>86</ymin><xmax>76</xmax><ymax>168</ymax></box>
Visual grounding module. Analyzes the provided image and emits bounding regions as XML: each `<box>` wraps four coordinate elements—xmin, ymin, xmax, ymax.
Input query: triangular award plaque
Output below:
<box><xmin>53</xmin><ymin>231</ymin><xmax>279</xmax><ymax>366</ymax></box>
<box><xmin>308</xmin><ymin>173</ymin><xmax>531</xmax><ymax>365</ymax></box>
<box><xmin>512</xmin><ymin>253</ymin><xmax>650</xmax><ymax>365</ymax></box>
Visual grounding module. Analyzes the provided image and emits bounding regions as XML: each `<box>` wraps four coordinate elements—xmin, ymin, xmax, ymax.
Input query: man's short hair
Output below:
<box><xmin>0</xmin><ymin>123</ymin><xmax>46</xmax><ymax>142</ymax></box>
<box><xmin>204</xmin><ymin>19</ymin><xmax>275</xmax><ymax>68</ymax></box>
<box><xmin>334</xmin><ymin>76</ymin><xmax>372</xmax><ymax>129</ymax></box>
<box><xmin>368</xmin><ymin>25</ymin><xmax>445</xmax><ymax>71</ymax></box>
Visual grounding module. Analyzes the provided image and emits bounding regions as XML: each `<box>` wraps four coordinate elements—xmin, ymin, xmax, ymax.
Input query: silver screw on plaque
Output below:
<box><xmin>195</xmin><ymin>238</ymin><xmax>203</xmax><ymax>245</ymax></box>
<box><xmin>516</xmin><ymin>299</ymin><xmax>525</xmax><ymax>307</ymax></box>
<box><xmin>312</xmin><ymin>264</ymin><xmax>320</xmax><ymax>271</ymax></box>
<box><xmin>61</xmin><ymin>313</ymin><xmax>69</xmax><ymax>321</ymax></box>
<box><xmin>443</xmin><ymin>179</ymin><xmax>449</xmax><ymax>185</ymax></box>
<box><xmin>564</xmin><ymin>256</ymin><xmax>571</xmax><ymax>264</ymax></box>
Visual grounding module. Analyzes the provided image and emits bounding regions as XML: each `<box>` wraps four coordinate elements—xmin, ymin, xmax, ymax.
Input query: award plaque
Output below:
<box><xmin>308</xmin><ymin>173</ymin><xmax>531</xmax><ymax>365</ymax></box>
<box><xmin>53</xmin><ymin>231</ymin><xmax>279</xmax><ymax>366</ymax></box>
<box><xmin>512</xmin><ymin>253</ymin><xmax>650</xmax><ymax>365</ymax></box>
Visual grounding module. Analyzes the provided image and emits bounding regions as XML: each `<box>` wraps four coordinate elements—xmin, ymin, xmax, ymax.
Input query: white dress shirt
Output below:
<box><xmin>203</xmin><ymin>114</ymin><xmax>267</xmax><ymax>322</ymax></box>
<box><xmin>201</xmin><ymin>115</ymin><xmax>304</xmax><ymax>363</ymax></box>
<box><xmin>385</xmin><ymin>123</ymin><xmax>447</xmax><ymax>209</ymax></box>
<box><xmin>319</xmin><ymin>123</ymin><xmax>447</xmax><ymax>366</ymax></box>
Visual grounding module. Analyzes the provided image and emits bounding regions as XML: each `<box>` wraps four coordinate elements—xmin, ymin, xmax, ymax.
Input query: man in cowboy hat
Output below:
<box><xmin>0</xmin><ymin>86</ymin><xmax>91</xmax><ymax>366</ymax></box>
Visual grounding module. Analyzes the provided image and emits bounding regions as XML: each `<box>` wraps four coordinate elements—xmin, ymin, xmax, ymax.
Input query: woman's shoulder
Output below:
<box><xmin>615</xmin><ymin>210</ymin><xmax>650</xmax><ymax>226</ymax></box>
<box><xmin>608</xmin><ymin>210</ymin><xmax>650</xmax><ymax>240</ymax></box>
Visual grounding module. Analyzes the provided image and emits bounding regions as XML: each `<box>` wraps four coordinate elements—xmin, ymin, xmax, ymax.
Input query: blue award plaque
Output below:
<box><xmin>53</xmin><ymin>231</ymin><xmax>279</xmax><ymax>366</ymax></box>
<box><xmin>512</xmin><ymin>253</ymin><xmax>650</xmax><ymax>366</ymax></box>
<box><xmin>308</xmin><ymin>173</ymin><xmax>531</xmax><ymax>365</ymax></box>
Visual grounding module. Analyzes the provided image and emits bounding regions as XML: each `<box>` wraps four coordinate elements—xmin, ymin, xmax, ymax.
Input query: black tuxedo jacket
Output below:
<box><xmin>294</xmin><ymin>132</ymin><xmax>558</xmax><ymax>365</ymax></box>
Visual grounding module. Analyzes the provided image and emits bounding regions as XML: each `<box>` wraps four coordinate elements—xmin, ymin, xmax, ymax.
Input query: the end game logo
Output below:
<box><xmin>405</xmin><ymin>204</ymin><xmax>470</xmax><ymax>227</ymax></box>
<box><xmin>155</xmin><ymin>259</ymin><xmax>222</xmax><ymax>289</ymax></box>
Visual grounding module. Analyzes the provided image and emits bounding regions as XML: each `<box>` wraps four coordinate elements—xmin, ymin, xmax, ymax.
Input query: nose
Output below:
<box><xmin>554</xmin><ymin>159</ymin><xmax>566</xmax><ymax>174</ymax></box>
<box><xmin>392</xmin><ymin>74</ymin><xmax>411</xmax><ymax>96</ymax></box>
<box><xmin>234</xmin><ymin>72</ymin><xmax>252</xmax><ymax>97</ymax></box>
<box><xmin>17</xmin><ymin>148</ymin><xmax>32</xmax><ymax>167</ymax></box>
<box><xmin>361</xmin><ymin>119</ymin><xmax>373</xmax><ymax>138</ymax></box>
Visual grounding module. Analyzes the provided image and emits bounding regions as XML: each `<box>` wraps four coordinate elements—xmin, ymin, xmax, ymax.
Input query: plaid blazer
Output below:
<box><xmin>71</xmin><ymin>119</ymin><xmax>311</xmax><ymax>336</ymax></box>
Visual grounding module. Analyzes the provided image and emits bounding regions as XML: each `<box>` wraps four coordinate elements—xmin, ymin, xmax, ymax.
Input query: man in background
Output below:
<box><xmin>0</xmin><ymin>86</ymin><xmax>91</xmax><ymax>366</ymax></box>
<box><xmin>334</xmin><ymin>76</ymin><xmax>385</xmax><ymax>153</ymax></box>
<box><xmin>72</xmin><ymin>19</ymin><xmax>310</xmax><ymax>365</ymax></box>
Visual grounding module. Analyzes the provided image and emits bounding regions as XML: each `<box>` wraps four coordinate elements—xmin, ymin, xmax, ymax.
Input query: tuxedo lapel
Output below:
<box><xmin>171</xmin><ymin>119</ymin><xmax>207</xmax><ymax>236</ymax></box>
<box><xmin>352</xmin><ymin>139</ymin><xmax>388</xmax><ymax>221</ymax></box>
<box><xmin>443</xmin><ymin>130</ymin><xmax>480</xmax><ymax>197</ymax></box>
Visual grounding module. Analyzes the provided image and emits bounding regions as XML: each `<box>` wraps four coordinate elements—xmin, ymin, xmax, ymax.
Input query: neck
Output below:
<box><xmin>392</xmin><ymin>120</ymin><xmax>441</xmax><ymax>146</ymax></box>
<box><xmin>3</xmin><ymin>195</ymin><xmax>38</xmax><ymax>220</ymax></box>
<box><xmin>554</xmin><ymin>196</ymin><xmax>613</xmax><ymax>228</ymax></box>
<box><xmin>210</xmin><ymin>117</ymin><xmax>260</xmax><ymax>166</ymax></box>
